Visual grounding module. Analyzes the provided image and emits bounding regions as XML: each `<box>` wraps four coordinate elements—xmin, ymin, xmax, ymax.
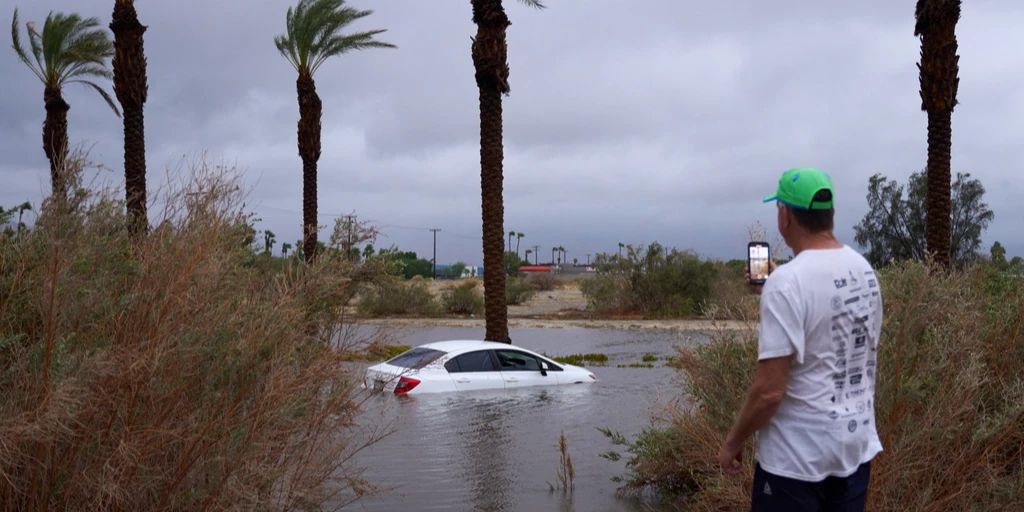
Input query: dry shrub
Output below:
<box><xmin>442</xmin><ymin>281</ymin><xmax>484</xmax><ymax>315</ymax></box>
<box><xmin>616</xmin><ymin>261</ymin><xmax>1024</xmax><ymax>511</ymax></box>
<box><xmin>704</xmin><ymin>261</ymin><xmax>758</xmax><ymax>321</ymax></box>
<box><xmin>356</xmin><ymin>276</ymin><xmax>440</xmax><ymax>317</ymax></box>
<box><xmin>505</xmin><ymin>277</ymin><xmax>535</xmax><ymax>306</ymax></box>
<box><xmin>0</xmin><ymin>159</ymin><xmax>384</xmax><ymax>511</ymax></box>
<box><xmin>527</xmin><ymin>273</ymin><xmax>559</xmax><ymax>292</ymax></box>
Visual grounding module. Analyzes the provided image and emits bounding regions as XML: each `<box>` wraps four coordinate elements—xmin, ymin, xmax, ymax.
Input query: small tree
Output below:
<box><xmin>990</xmin><ymin>241</ymin><xmax>1007</xmax><ymax>268</ymax></box>
<box><xmin>328</xmin><ymin>215</ymin><xmax>378</xmax><ymax>260</ymax></box>
<box><xmin>854</xmin><ymin>171</ymin><xmax>993</xmax><ymax>267</ymax></box>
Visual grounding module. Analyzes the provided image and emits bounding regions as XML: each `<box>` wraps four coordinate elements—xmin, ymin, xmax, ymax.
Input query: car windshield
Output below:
<box><xmin>387</xmin><ymin>347</ymin><xmax>446</xmax><ymax>369</ymax></box>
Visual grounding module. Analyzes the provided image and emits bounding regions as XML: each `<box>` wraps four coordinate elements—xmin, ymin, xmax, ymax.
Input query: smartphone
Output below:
<box><xmin>748</xmin><ymin>242</ymin><xmax>771</xmax><ymax>285</ymax></box>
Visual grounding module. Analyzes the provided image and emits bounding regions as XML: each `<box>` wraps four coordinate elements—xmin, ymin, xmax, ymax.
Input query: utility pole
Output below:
<box><xmin>430</xmin><ymin>228</ymin><xmax>441</xmax><ymax>279</ymax></box>
<box><xmin>532</xmin><ymin>245</ymin><xmax>540</xmax><ymax>265</ymax></box>
<box><xmin>342</xmin><ymin>214</ymin><xmax>356</xmax><ymax>260</ymax></box>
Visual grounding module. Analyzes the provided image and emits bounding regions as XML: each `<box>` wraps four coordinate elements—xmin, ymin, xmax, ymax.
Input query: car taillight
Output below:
<box><xmin>394</xmin><ymin>376</ymin><xmax>420</xmax><ymax>395</ymax></box>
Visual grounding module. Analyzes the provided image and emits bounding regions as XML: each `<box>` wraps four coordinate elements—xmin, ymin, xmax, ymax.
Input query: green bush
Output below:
<box><xmin>357</xmin><ymin>276</ymin><xmax>440</xmax><ymax>317</ymax></box>
<box><xmin>506</xmin><ymin>277</ymin><xmax>536</xmax><ymax>305</ymax></box>
<box><xmin>610</xmin><ymin>261</ymin><xmax>1024</xmax><ymax>510</ymax></box>
<box><xmin>581</xmin><ymin>243</ymin><xmax>717</xmax><ymax>318</ymax></box>
<box><xmin>442</xmin><ymin>281</ymin><xmax>484</xmax><ymax>315</ymax></box>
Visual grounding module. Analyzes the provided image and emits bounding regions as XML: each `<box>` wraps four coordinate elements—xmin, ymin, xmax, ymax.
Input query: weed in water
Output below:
<box><xmin>549</xmin><ymin>353</ymin><xmax>609</xmax><ymax>366</ymax></box>
<box><xmin>549</xmin><ymin>431</ymin><xmax>575</xmax><ymax>494</ymax></box>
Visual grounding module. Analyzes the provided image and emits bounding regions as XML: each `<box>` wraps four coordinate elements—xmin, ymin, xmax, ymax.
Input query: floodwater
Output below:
<box><xmin>347</xmin><ymin>326</ymin><xmax>707</xmax><ymax>512</ymax></box>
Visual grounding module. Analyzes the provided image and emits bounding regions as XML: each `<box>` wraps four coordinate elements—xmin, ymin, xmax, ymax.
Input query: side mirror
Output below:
<box><xmin>540</xmin><ymin>361</ymin><xmax>549</xmax><ymax>377</ymax></box>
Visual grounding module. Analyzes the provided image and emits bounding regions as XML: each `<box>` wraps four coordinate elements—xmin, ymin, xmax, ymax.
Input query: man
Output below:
<box><xmin>717</xmin><ymin>168</ymin><xmax>883</xmax><ymax>511</ymax></box>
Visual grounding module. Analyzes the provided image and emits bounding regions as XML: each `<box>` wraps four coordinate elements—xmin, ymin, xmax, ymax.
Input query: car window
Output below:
<box><xmin>387</xmin><ymin>347</ymin><xmax>446</xmax><ymax>369</ymax></box>
<box><xmin>537</xmin><ymin>356</ymin><xmax>563</xmax><ymax>372</ymax></box>
<box><xmin>445</xmin><ymin>350</ymin><xmax>498</xmax><ymax>373</ymax></box>
<box><xmin>495</xmin><ymin>350</ymin><xmax>543</xmax><ymax>372</ymax></box>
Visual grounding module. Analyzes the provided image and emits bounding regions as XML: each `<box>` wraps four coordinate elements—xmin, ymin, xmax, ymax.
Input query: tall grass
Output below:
<box><xmin>0</xmin><ymin>161</ymin><xmax>383</xmax><ymax>510</ymax></box>
<box><xmin>610</xmin><ymin>261</ymin><xmax>1024</xmax><ymax>510</ymax></box>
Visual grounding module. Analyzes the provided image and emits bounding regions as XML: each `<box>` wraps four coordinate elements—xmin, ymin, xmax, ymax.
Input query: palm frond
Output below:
<box><xmin>276</xmin><ymin>0</ymin><xmax>393</xmax><ymax>77</ymax></box>
<box><xmin>516</xmin><ymin>0</ymin><xmax>546</xmax><ymax>9</ymax></box>
<box><xmin>67</xmin><ymin>79</ymin><xmax>120</xmax><ymax>117</ymax></box>
<box><xmin>11</xmin><ymin>9</ymin><xmax>46</xmax><ymax>83</ymax></box>
<box><xmin>25</xmin><ymin>17</ymin><xmax>46</xmax><ymax>75</ymax></box>
<box><xmin>66</xmin><ymin>62</ymin><xmax>113</xmax><ymax>80</ymax></box>
<box><xmin>14</xmin><ymin>10</ymin><xmax>115</xmax><ymax>112</ymax></box>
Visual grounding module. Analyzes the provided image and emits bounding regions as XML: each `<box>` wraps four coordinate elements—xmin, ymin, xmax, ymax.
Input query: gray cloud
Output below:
<box><xmin>2</xmin><ymin>0</ymin><xmax>1022</xmax><ymax>265</ymax></box>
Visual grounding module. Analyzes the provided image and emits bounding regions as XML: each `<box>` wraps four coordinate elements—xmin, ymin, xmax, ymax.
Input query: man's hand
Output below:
<box><xmin>717</xmin><ymin>440</ymin><xmax>743</xmax><ymax>476</ymax></box>
<box><xmin>744</xmin><ymin>259</ymin><xmax>778</xmax><ymax>295</ymax></box>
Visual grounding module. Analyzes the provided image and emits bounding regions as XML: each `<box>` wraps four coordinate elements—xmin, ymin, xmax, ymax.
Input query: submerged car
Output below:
<box><xmin>364</xmin><ymin>340</ymin><xmax>597</xmax><ymax>395</ymax></box>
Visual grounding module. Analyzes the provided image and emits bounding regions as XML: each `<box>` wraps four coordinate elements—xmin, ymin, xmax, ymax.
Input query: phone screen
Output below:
<box><xmin>748</xmin><ymin>243</ymin><xmax>770</xmax><ymax>283</ymax></box>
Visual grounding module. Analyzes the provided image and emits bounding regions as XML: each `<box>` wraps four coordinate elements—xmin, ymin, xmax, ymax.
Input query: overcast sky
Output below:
<box><xmin>3</xmin><ymin>0</ymin><xmax>1022</xmax><ymax>265</ymax></box>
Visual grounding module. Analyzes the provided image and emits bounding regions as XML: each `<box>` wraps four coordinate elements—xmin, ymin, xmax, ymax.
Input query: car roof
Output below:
<box><xmin>417</xmin><ymin>339</ymin><xmax>533</xmax><ymax>355</ymax></box>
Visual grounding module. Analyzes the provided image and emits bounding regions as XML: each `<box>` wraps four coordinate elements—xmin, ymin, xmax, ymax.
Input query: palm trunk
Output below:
<box><xmin>111</xmin><ymin>0</ymin><xmax>149</xmax><ymax>235</ymax></box>
<box><xmin>472</xmin><ymin>0</ymin><xmax>511</xmax><ymax>343</ymax></box>
<box><xmin>43</xmin><ymin>87</ymin><xmax>70</xmax><ymax>201</ymax></box>
<box><xmin>925</xmin><ymin>111</ymin><xmax>952</xmax><ymax>267</ymax></box>
<box><xmin>296</xmin><ymin>72</ymin><xmax>322</xmax><ymax>263</ymax></box>
<box><xmin>916</xmin><ymin>0</ymin><xmax>960</xmax><ymax>269</ymax></box>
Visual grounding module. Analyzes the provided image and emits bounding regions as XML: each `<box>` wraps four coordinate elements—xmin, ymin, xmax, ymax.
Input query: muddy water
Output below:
<box><xmin>348</xmin><ymin>326</ymin><xmax>707</xmax><ymax>512</ymax></box>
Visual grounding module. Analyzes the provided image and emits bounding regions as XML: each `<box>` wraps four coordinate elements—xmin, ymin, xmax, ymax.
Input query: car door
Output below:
<box><xmin>444</xmin><ymin>350</ymin><xmax>505</xmax><ymax>391</ymax></box>
<box><xmin>494</xmin><ymin>349</ymin><xmax>555</xmax><ymax>388</ymax></box>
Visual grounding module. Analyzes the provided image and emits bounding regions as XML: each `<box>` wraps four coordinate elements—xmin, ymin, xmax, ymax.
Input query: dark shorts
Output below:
<box><xmin>751</xmin><ymin>461</ymin><xmax>871</xmax><ymax>512</ymax></box>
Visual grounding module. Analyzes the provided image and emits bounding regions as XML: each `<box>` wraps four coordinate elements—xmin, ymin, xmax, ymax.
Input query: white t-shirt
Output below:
<box><xmin>755</xmin><ymin>245</ymin><xmax>884</xmax><ymax>482</ymax></box>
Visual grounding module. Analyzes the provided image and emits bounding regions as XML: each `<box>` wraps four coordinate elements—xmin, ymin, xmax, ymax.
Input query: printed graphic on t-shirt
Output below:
<box><xmin>828</xmin><ymin>269</ymin><xmax>878</xmax><ymax>428</ymax></box>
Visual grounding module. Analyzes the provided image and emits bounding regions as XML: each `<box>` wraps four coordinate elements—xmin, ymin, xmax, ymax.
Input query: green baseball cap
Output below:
<box><xmin>763</xmin><ymin>167</ymin><xmax>835</xmax><ymax>210</ymax></box>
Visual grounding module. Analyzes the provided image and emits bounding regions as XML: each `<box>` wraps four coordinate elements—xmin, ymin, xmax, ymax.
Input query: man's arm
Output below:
<box><xmin>717</xmin><ymin>355</ymin><xmax>792</xmax><ymax>475</ymax></box>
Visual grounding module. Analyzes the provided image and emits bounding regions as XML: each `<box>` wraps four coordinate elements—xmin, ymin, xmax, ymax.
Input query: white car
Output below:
<box><xmin>364</xmin><ymin>340</ymin><xmax>597</xmax><ymax>395</ymax></box>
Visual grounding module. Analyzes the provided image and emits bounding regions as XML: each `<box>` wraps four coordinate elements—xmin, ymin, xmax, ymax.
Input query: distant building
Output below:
<box><xmin>518</xmin><ymin>265</ymin><xmax>553</xmax><ymax>274</ymax></box>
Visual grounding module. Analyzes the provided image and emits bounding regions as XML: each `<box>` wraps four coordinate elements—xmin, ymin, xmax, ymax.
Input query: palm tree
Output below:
<box><xmin>263</xmin><ymin>229</ymin><xmax>276</xmax><ymax>254</ymax></box>
<box><xmin>507</xmin><ymin>230</ymin><xmax>515</xmax><ymax>252</ymax></box>
<box><xmin>275</xmin><ymin>0</ymin><xmax>394</xmax><ymax>263</ymax></box>
<box><xmin>110</xmin><ymin>0</ymin><xmax>149</xmax><ymax>234</ymax></box>
<box><xmin>472</xmin><ymin>0</ymin><xmax>544</xmax><ymax>343</ymax></box>
<box><xmin>515</xmin><ymin>232</ymin><xmax>524</xmax><ymax>258</ymax></box>
<box><xmin>11</xmin><ymin>9</ymin><xmax>120</xmax><ymax>200</ymax></box>
<box><xmin>915</xmin><ymin>0</ymin><xmax>961</xmax><ymax>269</ymax></box>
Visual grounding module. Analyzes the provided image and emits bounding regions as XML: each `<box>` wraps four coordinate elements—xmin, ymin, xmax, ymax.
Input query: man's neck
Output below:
<box><xmin>791</xmin><ymin>231</ymin><xmax>843</xmax><ymax>256</ymax></box>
